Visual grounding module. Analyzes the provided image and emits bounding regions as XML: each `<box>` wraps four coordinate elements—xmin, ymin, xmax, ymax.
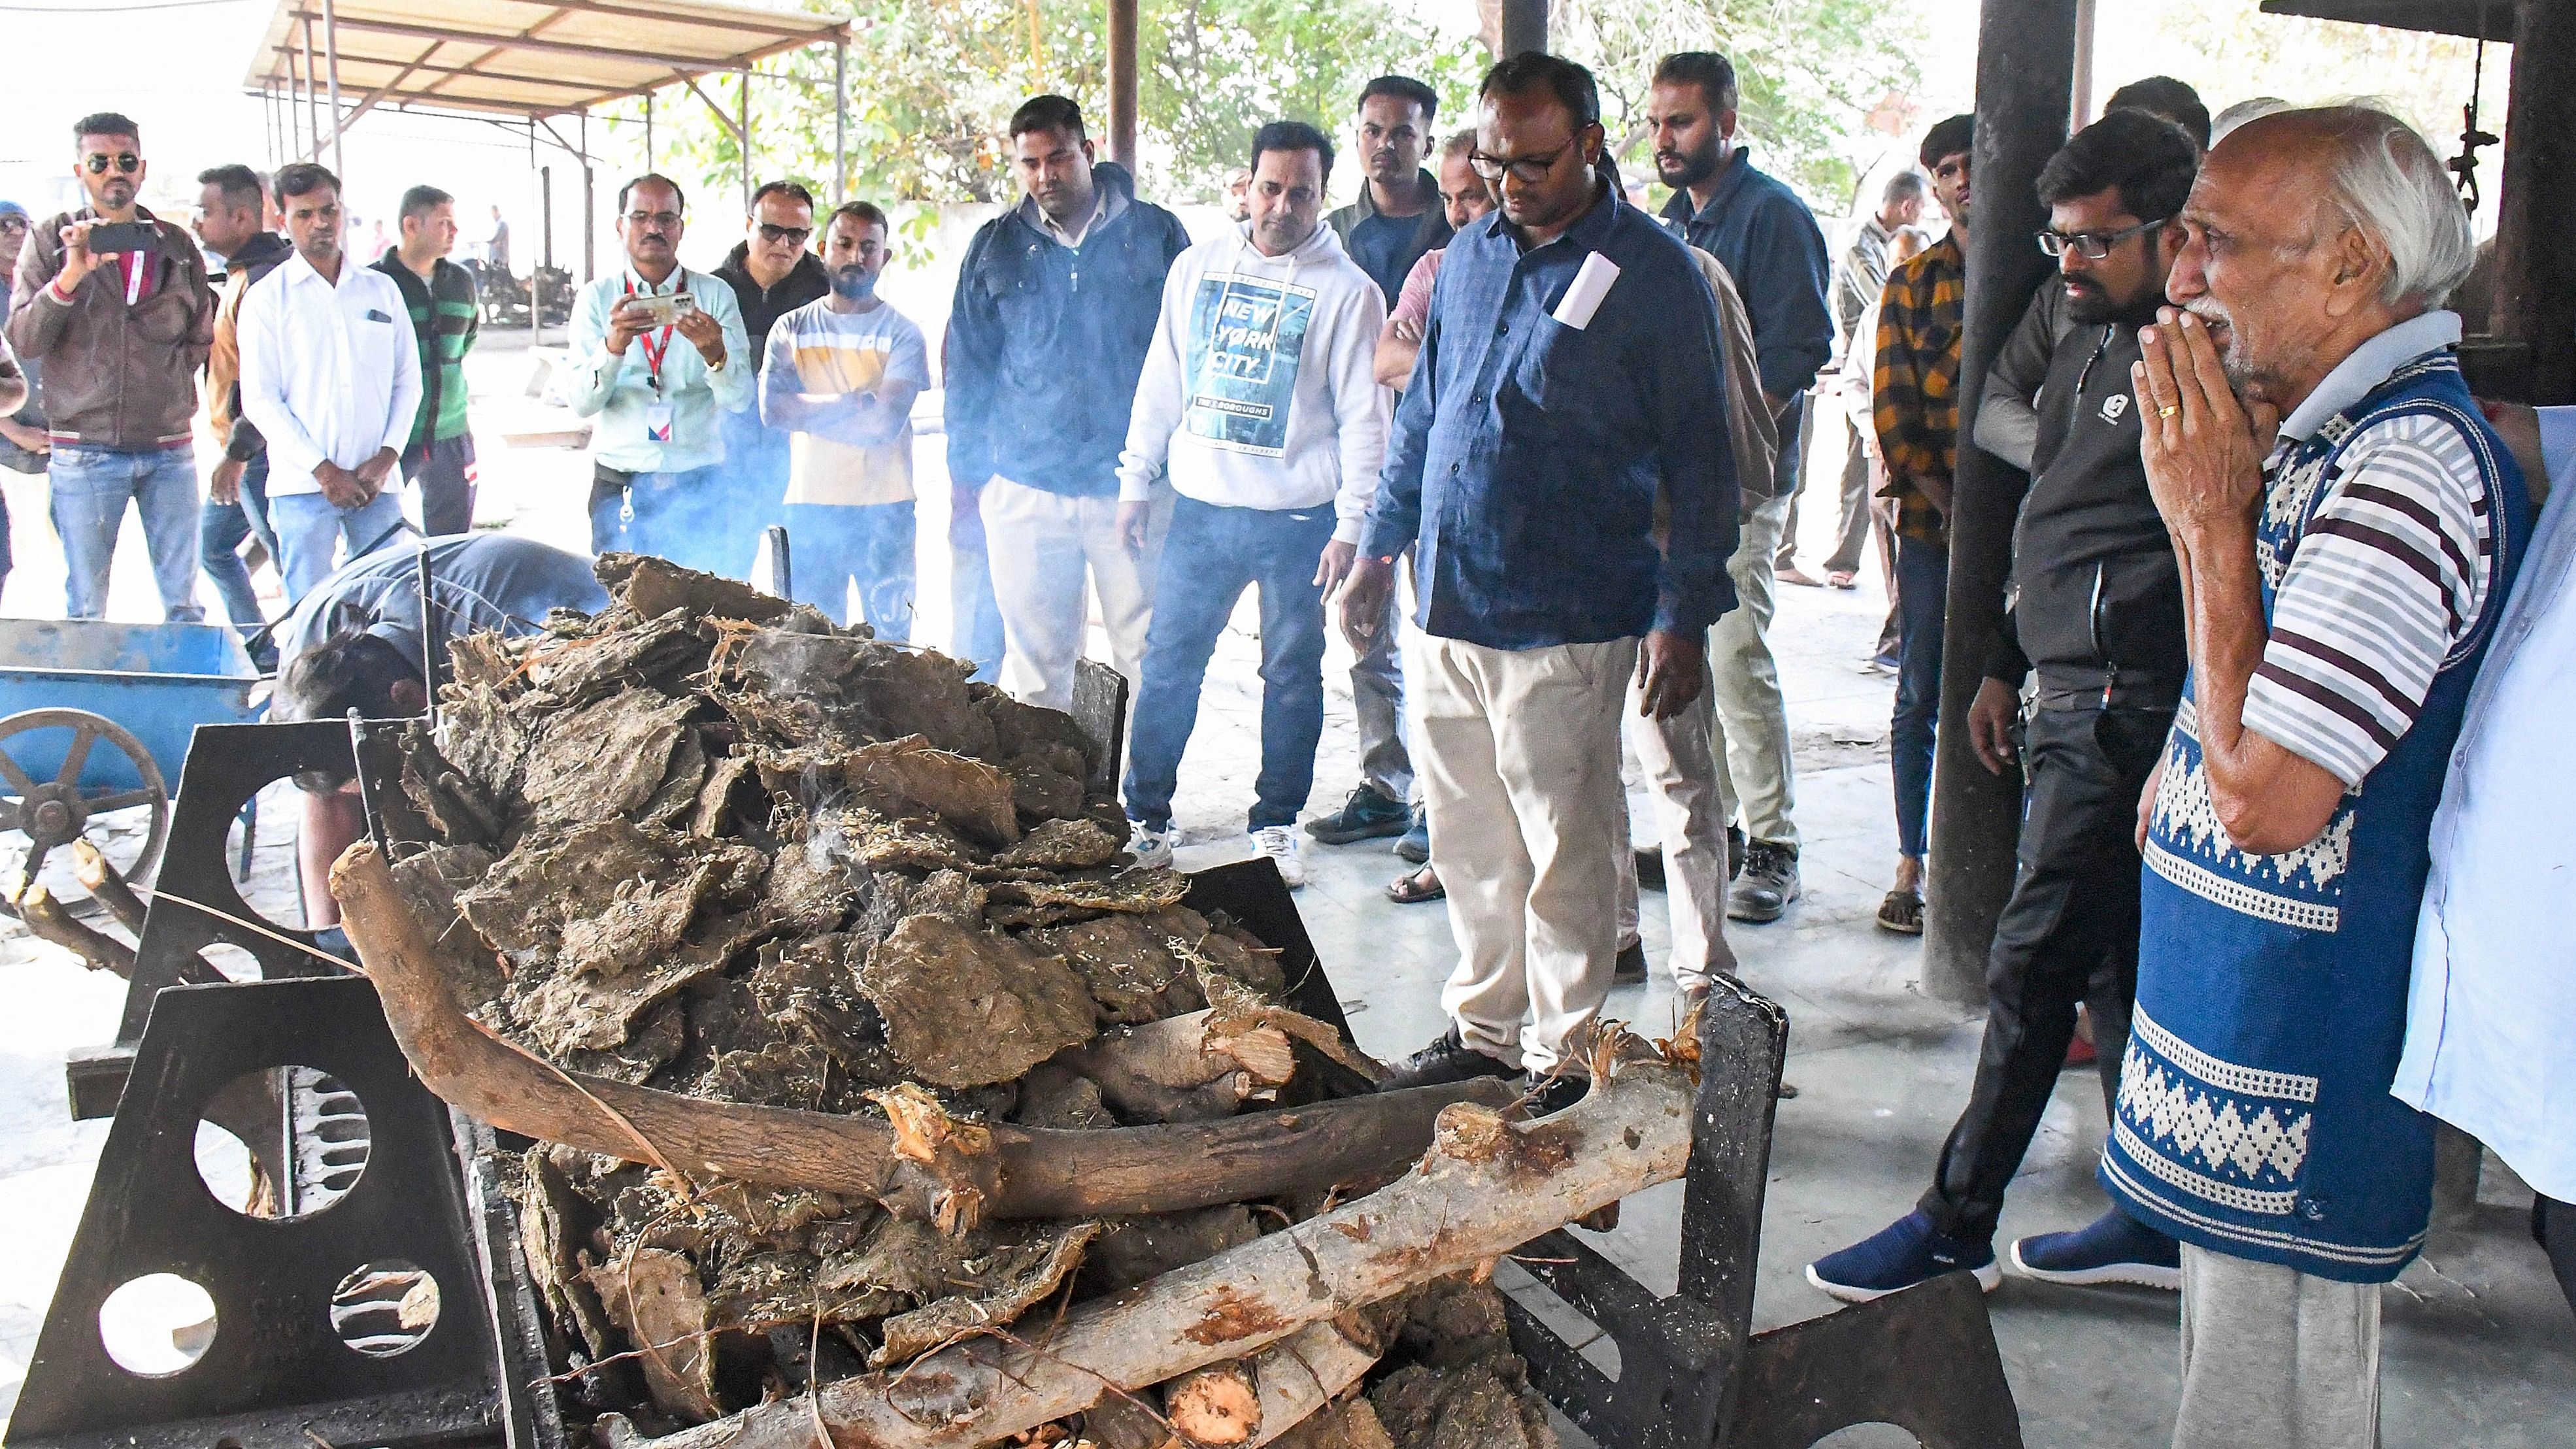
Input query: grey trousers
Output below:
<box><xmin>1711</xmin><ymin>491</ymin><xmax>1799</xmax><ymax>847</ymax></box>
<box><xmin>2174</xmin><ymin>1244</ymin><xmax>2381</xmax><ymax>1449</ymax></box>
<box><xmin>1350</xmin><ymin>590</ymin><xmax>1413</xmax><ymax>803</ymax></box>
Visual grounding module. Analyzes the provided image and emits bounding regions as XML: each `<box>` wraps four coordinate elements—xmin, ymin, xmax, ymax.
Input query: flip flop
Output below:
<box><xmin>1827</xmin><ymin>570</ymin><xmax>1858</xmax><ymax>590</ymax></box>
<box><xmin>1875</xmin><ymin>888</ymin><xmax>1925</xmax><ymax>935</ymax></box>
<box><xmin>1386</xmin><ymin>866</ymin><xmax>1446</xmax><ymax>904</ymax></box>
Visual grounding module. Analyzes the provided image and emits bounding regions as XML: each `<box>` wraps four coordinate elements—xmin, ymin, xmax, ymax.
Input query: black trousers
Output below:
<box><xmin>2537</xmin><ymin>1195</ymin><xmax>2576</xmax><ymax>1320</ymax></box>
<box><xmin>1919</xmin><ymin>702</ymin><xmax>2173</xmax><ymax>1244</ymax></box>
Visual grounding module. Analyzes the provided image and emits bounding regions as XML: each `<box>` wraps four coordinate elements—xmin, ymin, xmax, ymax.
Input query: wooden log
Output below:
<box><xmin>1193</xmin><ymin>1318</ymin><xmax>1380</xmax><ymax>1448</ymax></box>
<box><xmin>70</xmin><ymin>840</ymin><xmax>148</xmax><ymax>935</ymax></box>
<box><xmin>12</xmin><ymin>884</ymin><xmax>136</xmax><ymax>976</ymax></box>
<box><xmin>328</xmin><ymin>842</ymin><xmax>1513</xmax><ymax>1224</ymax></box>
<box><xmin>645</xmin><ymin>1035</ymin><xmax>1695</xmax><ymax>1449</ymax></box>
<box><xmin>1058</xmin><ymin>1010</ymin><xmax>1294</xmax><ymax>1124</ymax></box>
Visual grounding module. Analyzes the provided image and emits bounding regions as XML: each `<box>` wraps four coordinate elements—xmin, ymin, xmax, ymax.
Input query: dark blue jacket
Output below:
<box><xmin>1363</xmin><ymin>184</ymin><xmax>1741</xmax><ymax>649</ymax></box>
<box><xmin>945</xmin><ymin>163</ymin><xmax>1191</xmax><ymax>497</ymax></box>
<box><xmin>1660</xmin><ymin>149</ymin><xmax>1832</xmax><ymax>488</ymax></box>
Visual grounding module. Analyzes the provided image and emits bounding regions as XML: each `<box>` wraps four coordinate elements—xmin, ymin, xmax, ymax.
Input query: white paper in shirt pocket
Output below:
<box><xmin>1550</xmin><ymin>252</ymin><xmax>1620</xmax><ymax>331</ymax></box>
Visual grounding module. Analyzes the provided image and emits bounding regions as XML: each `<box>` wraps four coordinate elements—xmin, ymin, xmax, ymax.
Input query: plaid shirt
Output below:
<box><xmin>1873</xmin><ymin>232</ymin><xmax>1965</xmax><ymax>544</ymax></box>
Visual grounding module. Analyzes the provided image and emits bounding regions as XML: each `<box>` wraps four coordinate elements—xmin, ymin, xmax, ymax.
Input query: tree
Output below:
<box><xmin>1550</xmin><ymin>0</ymin><xmax>1927</xmax><ymax>209</ymax></box>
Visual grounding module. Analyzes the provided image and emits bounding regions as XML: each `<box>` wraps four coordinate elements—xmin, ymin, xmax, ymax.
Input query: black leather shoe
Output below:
<box><xmin>1728</xmin><ymin>839</ymin><xmax>1802</xmax><ymax>922</ymax></box>
<box><xmin>1521</xmin><ymin>1070</ymin><xmax>1589</xmax><ymax>1116</ymax></box>
<box><xmin>1613</xmin><ymin>939</ymin><xmax>1647</xmax><ymax>984</ymax></box>
<box><xmin>1380</xmin><ymin>1026</ymin><xmax>1519</xmax><ymax>1091</ymax></box>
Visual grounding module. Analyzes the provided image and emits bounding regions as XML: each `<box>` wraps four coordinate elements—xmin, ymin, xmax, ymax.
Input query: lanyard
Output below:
<box><xmin>623</xmin><ymin>274</ymin><xmax>675</xmax><ymax>392</ymax></box>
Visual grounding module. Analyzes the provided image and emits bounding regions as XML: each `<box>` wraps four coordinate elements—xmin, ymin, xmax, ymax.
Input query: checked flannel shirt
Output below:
<box><xmin>1873</xmin><ymin>231</ymin><xmax>1965</xmax><ymax>546</ymax></box>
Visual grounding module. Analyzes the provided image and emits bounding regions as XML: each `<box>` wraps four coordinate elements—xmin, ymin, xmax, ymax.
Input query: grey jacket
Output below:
<box><xmin>5</xmin><ymin>205</ymin><xmax>214</xmax><ymax>450</ymax></box>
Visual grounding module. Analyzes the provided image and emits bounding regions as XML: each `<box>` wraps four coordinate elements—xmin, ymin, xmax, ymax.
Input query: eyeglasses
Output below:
<box><xmin>624</xmin><ymin>209</ymin><xmax>682</xmax><ymax>229</ymax></box>
<box><xmin>2037</xmin><ymin>216</ymin><xmax>2171</xmax><ymax>260</ymax></box>
<box><xmin>755</xmin><ymin>223</ymin><xmax>812</xmax><ymax>246</ymax></box>
<box><xmin>84</xmin><ymin>153</ymin><xmax>142</xmax><ymax>176</ymax></box>
<box><xmin>1469</xmin><ymin>142</ymin><xmax>1579</xmax><ymax>185</ymax></box>
<box><xmin>0</xmin><ymin>217</ymin><xmax>26</xmax><ymax>235</ymax></box>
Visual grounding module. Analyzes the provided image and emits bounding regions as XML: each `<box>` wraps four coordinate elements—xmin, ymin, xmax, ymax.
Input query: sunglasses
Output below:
<box><xmin>84</xmin><ymin>153</ymin><xmax>142</xmax><ymax>176</ymax></box>
<box><xmin>624</xmin><ymin>209</ymin><xmax>682</xmax><ymax>229</ymax></box>
<box><xmin>2037</xmin><ymin>216</ymin><xmax>2171</xmax><ymax>261</ymax></box>
<box><xmin>0</xmin><ymin>217</ymin><xmax>26</xmax><ymax>235</ymax></box>
<box><xmin>755</xmin><ymin>222</ymin><xmax>812</xmax><ymax>246</ymax></box>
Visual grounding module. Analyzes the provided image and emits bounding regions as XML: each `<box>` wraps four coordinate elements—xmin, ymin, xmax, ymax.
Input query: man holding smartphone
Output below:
<box><xmin>5</xmin><ymin>112</ymin><xmax>216</xmax><ymax>621</ymax></box>
<box><xmin>563</xmin><ymin>173</ymin><xmax>752</xmax><ymax>573</ymax></box>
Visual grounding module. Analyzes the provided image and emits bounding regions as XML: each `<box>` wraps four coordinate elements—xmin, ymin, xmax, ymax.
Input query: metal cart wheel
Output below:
<box><xmin>0</xmin><ymin>707</ymin><xmax>173</xmax><ymax>903</ymax></box>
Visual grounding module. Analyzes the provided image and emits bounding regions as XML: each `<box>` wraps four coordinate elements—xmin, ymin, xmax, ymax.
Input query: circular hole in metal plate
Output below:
<box><xmin>193</xmin><ymin>1065</ymin><xmax>371</xmax><ymax>1220</ymax></box>
<box><xmin>97</xmin><ymin>1273</ymin><xmax>216</xmax><ymax>1377</ymax></box>
<box><xmin>331</xmin><ymin>1260</ymin><xmax>441</xmax><ymax>1357</ymax></box>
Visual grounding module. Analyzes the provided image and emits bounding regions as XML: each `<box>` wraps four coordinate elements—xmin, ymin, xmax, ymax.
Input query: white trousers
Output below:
<box><xmin>2174</xmin><ymin>1244</ymin><xmax>2381</xmax><ymax>1449</ymax></box>
<box><xmin>1710</xmin><ymin>490</ymin><xmax>1799</xmax><ymax>846</ymax></box>
<box><xmin>980</xmin><ymin>475</ymin><xmax>1171</xmax><ymax>712</ymax></box>
<box><xmin>1616</xmin><ymin>660</ymin><xmax>1739</xmax><ymax>990</ymax></box>
<box><xmin>1414</xmin><ymin>634</ymin><xmax>1637</xmax><ymax>1074</ymax></box>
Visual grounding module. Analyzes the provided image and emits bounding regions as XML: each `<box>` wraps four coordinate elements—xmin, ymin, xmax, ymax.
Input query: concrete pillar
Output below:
<box><xmin>2491</xmin><ymin>0</ymin><xmax>2576</xmax><ymax>405</ymax></box>
<box><xmin>1499</xmin><ymin>0</ymin><xmax>1547</xmax><ymax>56</ymax></box>
<box><xmin>1919</xmin><ymin>0</ymin><xmax>2079</xmax><ymax>1004</ymax></box>
<box><xmin>1107</xmin><ymin>0</ymin><xmax>1139</xmax><ymax>169</ymax></box>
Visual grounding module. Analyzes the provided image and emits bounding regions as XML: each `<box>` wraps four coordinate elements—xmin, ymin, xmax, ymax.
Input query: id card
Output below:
<box><xmin>644</xmin><ymin>401</ymin><xmax>675</xmax><ymax>444</ymax></box>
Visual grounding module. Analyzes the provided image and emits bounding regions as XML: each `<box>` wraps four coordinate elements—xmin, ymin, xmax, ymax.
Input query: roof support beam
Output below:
<box><xmin>530</xmin><ymin>0</ymin><xmax>837</xmax><ymax>42</ymax></box>
<box><xmin>282</xmin><ymin>10</ymin><xmax>756</xmax><ymax>69</ymax></box>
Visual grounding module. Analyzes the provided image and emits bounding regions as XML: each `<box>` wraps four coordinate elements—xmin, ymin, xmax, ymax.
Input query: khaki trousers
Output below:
<box><xmin>1414</xmin><ymin>634</ymin><xmax>1637</xmax><ymax>1074</ymax></box>
<box><xmin>1616</xmin><ymin>662</ymin><xmax>1739</xmax><ymax>990</ymax></box>
<box><xmin>2174</xmin><ymin>1244</ymin><xmax>2381</xmax><ymax>1449</ymax></box>
<box><xmin>1711</xmin><ymin>491</ymin><xmax>1799</xmax><ymax>847</ymax></box>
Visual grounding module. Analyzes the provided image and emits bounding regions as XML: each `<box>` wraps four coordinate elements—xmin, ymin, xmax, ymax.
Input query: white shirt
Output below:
<box><xmin>237</xmin><ymin>249</ymin><xmax>422</xmax><ymax>497</ymax></box>
<box><xmin>2396</xmin><ymin>406</ymin><xmax>2576</xmax><ymax>1201</ymax></box>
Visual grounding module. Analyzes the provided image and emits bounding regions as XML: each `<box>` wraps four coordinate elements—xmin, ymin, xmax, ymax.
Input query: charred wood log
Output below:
<box><xmin>329</xmin><ymin>842</ymin><xmax>1513</xmax><ymax>1227</ymax></box>
<box><xmin>634</xmin><ymin>1035</ymin><xmax>1694</xmax><ymax>1449</ymax></box>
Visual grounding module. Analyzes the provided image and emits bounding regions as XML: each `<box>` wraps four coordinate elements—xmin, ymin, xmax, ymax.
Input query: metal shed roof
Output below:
<box><xmin>244</xmin><ymin>0</ymin><xmax>850</xmax><ymax>122</ymax></box>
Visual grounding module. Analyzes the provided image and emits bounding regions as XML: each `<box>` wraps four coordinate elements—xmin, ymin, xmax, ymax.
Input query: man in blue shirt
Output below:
<box><xmin>1350</xmin><ymin>53</ymin><xmax>1740</xmax><ymax>1116</ymax></box>
<box><xmin>1650</xmin><ymin>51</ymin><xmax>1833</xmax><ymax>925</ymax></box>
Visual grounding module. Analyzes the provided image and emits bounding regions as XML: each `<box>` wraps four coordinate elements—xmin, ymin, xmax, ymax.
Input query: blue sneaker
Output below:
<box><xmin>2009</xmin><ymin>1208</ymin><xmax>2181</xmax><ymax>1291</ymax></box>
<box><xmin>1805</xmin><ymin>1210</ymin><xmax>2001</xmax><ymax>1304</ymax></box>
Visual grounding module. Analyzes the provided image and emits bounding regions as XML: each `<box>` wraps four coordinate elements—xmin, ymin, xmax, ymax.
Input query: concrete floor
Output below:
<box><xmin>3</xmin><ymin>350</ymin><xmax>2569</xmax><ymax>1442</ymax></box>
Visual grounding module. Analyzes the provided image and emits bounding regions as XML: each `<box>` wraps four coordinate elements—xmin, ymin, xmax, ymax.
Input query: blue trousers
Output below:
<box><xmin>200</xmin><ymin>451</ymin><xmax>278</xmax><ymax>646</ymax></box>
<box><xmin>588</xmin><ymin>463</ymin><xmax>733</xmax><ymax>576</ymax></box>
<box><xmin>1122</xmin><ymin>497</ymin><xmax>1334</xmax><ymax>833</ymax></box>
<box><xmin>1892</xmin><ymin>531</ymin><xmax>1949</xmax><ymax>859</ymax></box>
<box><xmin>48</xmin><ymin>442</ymin><xmax>204</xmax><ymax>621</ymax></box>
<box><xmin>786</xmin><ymin>500</ymin><xmax>916</xmax><ymax>640</ymax></box>
<box><xmin>269</xmin><ymin>487</ymin><xmax>407</xmax><ymax>605</ymax></box>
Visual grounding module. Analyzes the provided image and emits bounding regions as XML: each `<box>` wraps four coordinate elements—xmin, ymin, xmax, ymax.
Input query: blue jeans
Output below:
<box><xmin>588</xmin><ymin>463</ymin><xmax>734</xmax><ymax>576</ymax></box>
<box><xmin>948</xmin><ymin>484</ymin><xmax>1007</xmax><ymax>684</ymax></box>
<box><xmin>786</xmin><ymin>500</ymin><xmax>916</xmax><ymax>639</ymax></box>
<box><xmin>1893</xmin><ymin>531</ymin><xmax>1949</xmax><ymax>859</ymax></box>
<box><xmin>200</xmin><ymin>452</ymin><xmax>277</xmax><ymax>641</ymax></box>
<box><xmin>720</xmin><ymin>408</ymin><xmax>791</xmax><ymax>576</ymax></box>
<box><xmin>1122</xmin><ymin>497</ymin><xmax>1335</xmax><ymax>833</ymax></box>
<box><xmin>48</xmin><ymin>443</ymin><xmax>205</xmax><ymax>621</ymax></box>
<box><xmin>268</xmin><ymin>487</ymin><xmax>407</xmax><ymax>605</ymax></box>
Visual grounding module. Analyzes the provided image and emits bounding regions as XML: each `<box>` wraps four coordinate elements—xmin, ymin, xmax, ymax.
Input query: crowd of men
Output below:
<box><xmin>3</xmin><ymin>45</ymin><xmax>2571</xmax><ymax>1448</ymax></box>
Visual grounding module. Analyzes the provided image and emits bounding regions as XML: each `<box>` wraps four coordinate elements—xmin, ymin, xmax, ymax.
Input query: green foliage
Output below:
<box><xmin>1552</xmin><ymin>0</ymin><xmax>1924</xmax><ymax>209</ymax></box>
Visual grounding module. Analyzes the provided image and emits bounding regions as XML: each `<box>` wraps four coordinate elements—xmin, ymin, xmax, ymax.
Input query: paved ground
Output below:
<box><xmin>3</xmin><ymin>342</ymin><xmax>2569</xmax><ymax>1443</ymax></box>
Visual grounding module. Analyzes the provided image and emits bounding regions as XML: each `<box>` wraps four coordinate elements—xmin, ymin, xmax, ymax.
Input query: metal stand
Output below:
<box><xmin>69</xmin><ymin>720</ymin><xmax>361</xmax><ymax>1120</ymax></box>
<box><xmin>1503</xmin><ymin>974</ymin><xmax>2025</xmax><ymax>1447</ymax></box>
<box><xmin>6</xmin><ymin>977</ymin><xmax>552</xmax><ymax>1449</ymax></box>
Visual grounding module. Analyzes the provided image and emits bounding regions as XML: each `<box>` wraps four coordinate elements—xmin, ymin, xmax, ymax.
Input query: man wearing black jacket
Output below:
<box><xmin>946</xmin><ymin>95</ymin><xmax>1191</xmax><ymax>711</ymax></box>
<box><xmin>1809</xmin><ymin>110</ymin><xmax>2198</xmax><ymax>1302</ymax></box>
<box><xmin>194</xmin><ymin>163</ymin><xmax>290</xmax><ymax>664</ymax></box>
<box><xmin>714</xmin><ymin>181</ymin><xmax>831</xmax><ymax>571</ymax></box>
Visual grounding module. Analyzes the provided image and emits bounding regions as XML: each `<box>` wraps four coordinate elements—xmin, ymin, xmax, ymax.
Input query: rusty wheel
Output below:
<box><xmin>0</xmin><ymin>707</ymin><xmax>171</xmax><ymax>908</ymax></box>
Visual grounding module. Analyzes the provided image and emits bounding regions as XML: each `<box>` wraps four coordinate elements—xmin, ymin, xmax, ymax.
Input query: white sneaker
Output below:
<box><xmin>1251</xmin><ymin>825</ymin><xmax>1307</xmax><ymax>888</ymax></box>
<box><xmin>1128</xmin><ymin>822</ymin><xmax>1178</xmax><ymax>870</ymax></box>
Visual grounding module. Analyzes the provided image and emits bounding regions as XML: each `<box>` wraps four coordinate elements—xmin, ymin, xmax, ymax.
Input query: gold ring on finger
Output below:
<box><xmin>2157</xmin><ymin>405</ymin><xmax>2181</xmax><ymax>418</ymax></box>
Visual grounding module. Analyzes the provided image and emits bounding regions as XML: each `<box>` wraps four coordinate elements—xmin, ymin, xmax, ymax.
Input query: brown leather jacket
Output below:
<box><xmin>4</xmin><ymin>205</ymin><xmax>214</xmax><ymax>451</ymax></box>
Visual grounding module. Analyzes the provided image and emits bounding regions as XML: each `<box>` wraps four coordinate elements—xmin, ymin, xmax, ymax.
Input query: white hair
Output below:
<box><xmin>2292</xmin><ymin>103</ymin><xmax>2475</xmax><ymax>309</ymax></box>
<box><xmin>2209</xmin><ymin>97</ymin><xmax>2289</xmax><ymax>144</ymax></box>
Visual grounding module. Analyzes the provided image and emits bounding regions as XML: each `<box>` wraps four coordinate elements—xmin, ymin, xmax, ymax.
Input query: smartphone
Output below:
<box><xmin>84</xmin><ymin>221</ymin><xmax>158</xmax><ymax>256</ymax></box>
<box><xmin>627</xmin><ymin>291</ymin><xmax>697</xmax><ymax>326</ymax></box>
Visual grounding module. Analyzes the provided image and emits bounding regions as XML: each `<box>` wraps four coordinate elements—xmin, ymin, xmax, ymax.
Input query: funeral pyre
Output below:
<box><xmin>326</xmin><ymin>555</ymin><xmax>1698</xmax><ymax>1449</ymax></box>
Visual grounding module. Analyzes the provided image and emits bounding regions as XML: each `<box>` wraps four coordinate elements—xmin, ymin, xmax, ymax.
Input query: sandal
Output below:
<box><xmin>1827</xmin><ymin>569</ymin><xmax>1858</xmax><ymax>590</ymax></box>
<box><xmin>1875</xmin><ymin>888</ymin><xmax>1925</xmax><ymax>935</ymax></box>
<box><xmin>1387</xmin><ymin>865</ymin><xmax>1446</xmax><ymax>905</ymax></box>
